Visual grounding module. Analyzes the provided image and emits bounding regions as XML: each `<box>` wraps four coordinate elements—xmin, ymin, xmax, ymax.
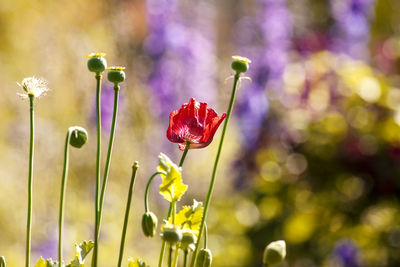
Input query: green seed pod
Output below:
<box><xmin>196</xmin><ymin>248</ymin><xmax>212</xmax><ymax>267</ymax></box>
<box><xmin>87</xmin><ymin>53</ymin><xmax>107</xmax><ymax>73</ymax></box>
<box><xmin>231</xmin><ymin>55</ymin><xmax>251</xmax><ymax>73</ymax></box>
<box><xmin>263</xmin><ymin>240</ymin><xmax>286</xmax><ymax>266</ymax></box>
<box><xmin>107</xmin><ymin>66</ymin><xmax>126</xmax><ymax>85</ymax></box>
<box><xmin>162</xmin><ymin>227</ymin><xmax>182</xmax><ymax>245</ymax></box>
<box><xmin>69</xmin><ymin>126</ymin><xmax>88</xmax><ymax>148</ymax></box>
<box><xmin>180</xmin><ymin>231</ymin><xmax>197</xmax><ymax>251</ymax></box>
<box><xmin>0</xmin><ymin>256</ymin><xmax>6</xmax><ymax>267</ymax></box>
<box><xmin>141</xmin><ymin>212</ymin><xmax>158</xmax><ymax>237</ymax></box>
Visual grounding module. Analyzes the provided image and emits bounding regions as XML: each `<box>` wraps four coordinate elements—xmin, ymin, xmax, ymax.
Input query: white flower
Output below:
<box><xmin>17</xmin><ymin>77</ymin><xmax>49</xmax><ymax>99</ymax></box>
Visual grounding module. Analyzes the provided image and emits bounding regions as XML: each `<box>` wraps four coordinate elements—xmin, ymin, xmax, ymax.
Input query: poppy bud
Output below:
<box><xmin>107</xmin><ymin>67</ymin><xmax>126</xmax><ymax>85</ymax></box>
<box><xmin>161</xmin><ymin>227</ymin><xmax>182</xmax><ymax>245</ymax></box>
<box><xmin>141</xmin><ymin>212</ymin><xmax>158</xmax><ymax>237</ymax></box>
<box><xmin>263</xmin><ymin>240</ymin><xmax>286</xmax><ymax>266</ymax></box>
<box><xmin>0</xmin><ymin>256</ymin><xmax>6</xmax><ymax>267</ymax></box>
<box><xmin>196</xmin><ymin>248</ymin><xmax>212</xmax><ymax>267</ymax></box>
<box><xmin>180</xmin><ymin>231</ymin><xmax>197</xmax><ymax>251</ymax></box>
<box><xmin>231</xmin><ymin>55</ymin><xmax>251</xmax><ymax>73</ymax></box>
<box><xmin>69</xmin><ymin>126</ymin><xmax>88</xmax><ymax>149</ymax></box>
<box><xmin>87</xmin><ymin>53</ymin><xmax>107</xmax><ymax>74</ymax></box>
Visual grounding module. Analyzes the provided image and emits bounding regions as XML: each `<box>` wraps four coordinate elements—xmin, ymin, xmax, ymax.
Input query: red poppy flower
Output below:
<box><xmin>167</xmin><ymin>98</ymin><xmax>227</xmax><ymax>151</ymax></box>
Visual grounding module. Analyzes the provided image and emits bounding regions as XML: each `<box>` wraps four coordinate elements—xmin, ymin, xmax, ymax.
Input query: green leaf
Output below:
<box><xmin>128</xmin><ymin>258</ymin><xmax>149</xmax><ymax>267</ymax></box>
<box><xmin>169</xmin><ymin>200</ymin><xmax>203</xmax><ymax>235</ymax></box>
<box><xmin>66</xmin><ymin>240</ymin><xmax>94</xmax><ymax>267</ymax></box>
<box><xmin>157</xmin><ymin>153</ymin><xmax>188</xmax><ymax>202</ymax></box>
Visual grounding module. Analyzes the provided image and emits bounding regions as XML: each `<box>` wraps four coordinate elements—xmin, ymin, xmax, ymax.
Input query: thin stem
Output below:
<box><xmin>158</xmin><ymin>149</ymin><xmax>190</xmax><ymax>267</ymax></box>
<box><xmin>203</xmin><ymin>222</ymin><xmax>208</xmax><ymax>248</ymax></box>
<box><xmin>183</xmin><ymin>250</ymin><xmax>188</xmax><ymax>267</ymax></box>
<box><xmin>179</xmin><ymin>142</ymin><xmax>190</xmax><ymax>167</ymax></box>
<box><xmin>96</xmin><ymin>84</ymin><xmax>120</xmax><ymax>264</ymax></box>
<box><xmin>190</xmin><ymin>73</ymin><xmax>241</xmax><ymax>267</ymax></box>
<box><xmin>58</xmin><ymin>129</ymin><xmax>72</xmax><ymax>266</ymax></box>
<box><xmin>172</xmin><ymin>201</ymin><xmax>176</xmax><ymax>224</ymax></box>
<box><xmin>93</xmin><ymin>73</ymin><xmax>102</xmax><ymax>267</ymax></box>
<box><xmin>117</xmin><ymin>162</ymin><xmax>140</xmax><ymax>267</ymax></box>
<box><xmin>158</xmin><ymin>204</ymin><xmax>173</xmax><ymax>267</ymax></box>
<box><xmin>172</xmin><ymin>248</ymin><xmax>179</xmax><ymax>267</ymax></box>
<box><xmin>168</xmin><ymin>246</ymin><xmax>173</xmax><ymax>267</ymax></box>
<box><xmin>26</xmin><ymin>95</ymin><xmax>34</xmax><ymax>267</ymax></box>
<box><xmin>144</xmin><ymin>172</ymin><xmax>165</xmax><ymax>212</ymax></box>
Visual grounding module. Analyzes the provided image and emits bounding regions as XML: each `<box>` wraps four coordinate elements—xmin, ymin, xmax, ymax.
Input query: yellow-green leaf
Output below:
<box><xmin>67</xmin><ymin>240</ymin><xmax>94</xmax><ymax>267</ymax></box>
<box><xmin>169</xmin><ymin>200</ymin><xmax>203</xmax><ymax>235</ymax></box>
<box><xmin>157</xmin><ymin>153</ymin><xmax>187</xmax><ymax>202</ymax></box>
<box><xmin>128</xmin><ymin>258</ymin><xmax>148</xmax><ymax>267</ymax></box>
<box><xmin>34</xmin><ymin>257</ymin><xmax>57</xmax><ymax>267</ymax></box>
<box><xmin>34</xmin><ymin>257</ymin><xmax>47</xmax><ymax>267</ymax></box>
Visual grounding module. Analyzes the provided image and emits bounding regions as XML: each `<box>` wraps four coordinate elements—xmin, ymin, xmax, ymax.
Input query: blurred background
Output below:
<box><xmin>1</xmin><ymin>0</ymin><xmax>400</xmax><ymax>266</ymax></box>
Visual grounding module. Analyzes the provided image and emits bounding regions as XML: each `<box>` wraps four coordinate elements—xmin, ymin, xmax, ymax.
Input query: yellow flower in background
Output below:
<box><xmin>17</xmin><ymin>77</ymin><xmax>49</xmax><ymax>99</ymax></box>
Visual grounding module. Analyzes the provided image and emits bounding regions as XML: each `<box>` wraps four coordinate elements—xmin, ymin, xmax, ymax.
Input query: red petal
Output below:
<box><xmin>201</xmin><ymin>113</ymin><xmax>227</xmax><ymax>144</ymax></box>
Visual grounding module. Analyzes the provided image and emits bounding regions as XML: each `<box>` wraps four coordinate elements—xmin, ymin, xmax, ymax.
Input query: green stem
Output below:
<box><xmin>144</xmin><ymin>172</ymin><xmax>166</xmax><ymax>212</ymax></box>
<box><xmin>172</xmin><ymin>201</ymin><xmax>176</xmax><ymax>224</ymax></box>
<box><xmin>172</xmin><ymin>248</ymin><xmax>179</xmax><ymax>267</ymax></box>
<box><xmin>117</xmin><ymin>162</ymin><xmax>140</xmax><ymax>267</ymax></box>
<box><xmin>96</xmin><ymin>84</ymin><xmax>120</xmax><ymax>263</ymax></box>
<box><xmin>179</xmin><ymin>142</ymin><xmax>190</xmax><ymax>167</ymax></box>
<box><xmin>158</xmin><ymin>149</ymin><xmax>189</xmax><ymax>267</ymax></box>
<box><xmin>26</xmin><ymin>95</ymin><xmax>34</xmax><ymax>267</ymax></box>
<box><xmin>158</xmin><ymin>204</ymin><xmax>173</xmax><ymax>267</ymax></box>
<box><xmin>189</xmin><ymin>73</ymin><xmax>241</xmax><ymax>267</ymax></box>
<box><xmin>168</xmin><ymin>246</ymin><xmax>173</xmax><ymax>267</ymax></box>
<box><xmin>58</xmin><ymin>129</ymin><xmax>73</xmax><ymax>266</ymax></box>
<box><xmin>183</xmin><ymin>250</ymin><xmax>188</xmax><ymax>267</ymax></box>
<box><xmin>93</xmin><ymin>73</ymin><xmax>102</xmax><ymax>267</ymax></box>
<box><xmin>203</xmin><ymin>222</ymin><xmax>208</xmax><ymax>248</ymax></box>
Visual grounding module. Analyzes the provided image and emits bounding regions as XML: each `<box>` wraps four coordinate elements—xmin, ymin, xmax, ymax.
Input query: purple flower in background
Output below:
<box><xmin>334</xmin><ymin>239</ymin><xmax>360</xmax><ymax>267</ymax></box>
<box><xmin>91</xmin><ymin>84</ymin><xmax>123</xmax><ymax>133</ymax></box>
<box><xmin>35</xmin><ymin>237</ymin><xmax>57</xmax><ymax>259</ymax></box>
<box><xmin>330</xmin><ymin>0</ymin><xmax>376</xmax><ymax>60</ymax></box>
<box><xmin>144</xmin><ymin>0</ymin><xmax>217</xmax><ymax>121</ymax></box>
<box><xmin>234</xmin><ymin>0</ymin><xmax>292</xmax><ymax>147</ymax></box>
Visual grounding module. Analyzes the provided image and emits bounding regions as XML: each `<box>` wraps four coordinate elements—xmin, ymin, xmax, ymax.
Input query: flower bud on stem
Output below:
<box><xmin>95</xmin><ymin>71</ymin><xmax>122</xmax><ymax>266</ymax></box>
<box><xmin>59</xmin><ymin>126</ymin><xmax>88</xmax><ymax>266</ymax></box>
<box><xmin>92</xmin><ymin>72</ymin><xmax>102</xmax><ymax>267</ymax></box>
<box><xmin>190</xmin><ymin>56</ymin><xmax>250</xmax><ymax>267</ymax></box>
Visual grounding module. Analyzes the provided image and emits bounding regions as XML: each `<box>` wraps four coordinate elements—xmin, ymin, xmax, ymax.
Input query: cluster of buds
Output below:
<box><xmin>87</xmin><ymin>53</ymin><xmax>126</xmax><ymax>86</ymax></box>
